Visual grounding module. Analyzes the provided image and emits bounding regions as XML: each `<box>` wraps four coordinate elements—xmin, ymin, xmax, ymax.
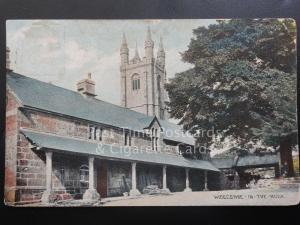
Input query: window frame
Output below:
<box><xmin>124</xmin><ymin>131</ymin><xmax>132</xmax><ymax>146</ymax></box>
<box><xmin>132</xmin><ymin>74</ymin><xmax>140</xmax><ymax>91</ymax></box>
<box><xmin>88</xmin><ymin>125</ymin><xmax>103</xmax><ymax>141</ymax></box>
<box><xmin>79</xmin><ymin>165</ymin><xmax>89</xmax><ymax>184</ymax></box>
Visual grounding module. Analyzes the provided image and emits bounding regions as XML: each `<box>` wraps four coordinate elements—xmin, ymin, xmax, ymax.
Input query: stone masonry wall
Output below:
<box><xmin>52</xmin><ymin>153</ymin><xmax>89</xmax><ymax>200</ymax></box>
<box><xmin>107</xmin><ymin>161</ymin><xmax>132</xmax><ymax>197</ymax></box>
<box><xmin>5</xmin><ymin>89</ymin><xmax>19</xmax><ymax>203</ymax></box>
<box><xmin>16</xmin><ymin>133</ymin><xmax>90</xmax><ymax>202</ymax></box>
<box><xmin>19</xmin><ymin>108</ymin><xmax>151</xmax><ymax>149</ymax></box>
<box><xmin>137</xmin><ymin>163</ymin><xmax>163</xmax><ymax>192</ymax></box>
<box><xmin>19</xmin><ymin>109</ymin><xmax>89</xmax><ymax>139</ymax></box>
<box><xmin>15</xmin><ymin>132</ymin><xmax>46</xmax><ymax>203</ymax></box>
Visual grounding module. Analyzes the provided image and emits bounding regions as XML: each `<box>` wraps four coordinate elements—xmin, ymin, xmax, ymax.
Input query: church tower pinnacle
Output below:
<box><xmin>131</xmin><ymin>41</ymin><xmax>141</xmax><ymax>63</ymax></box>
<box><xmin>120</xmin><ymin>32</ymin><xmax>129</xmax><ymax>65</ymax></box>
<box><xmin>145</xmin><ymin>26</ymin><xmax>154</xmax><ymax>59</ymax></box>
<box><xmin>157</xmin><ymin>36</ymin><xmax>165</xmax><ymax>66</ymax></box>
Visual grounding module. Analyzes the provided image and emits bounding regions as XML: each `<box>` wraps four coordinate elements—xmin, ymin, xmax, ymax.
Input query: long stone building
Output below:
<box><xmin>5</xmin><ymin>29</ymin><xmax>221</xmax><ymax>204</ymax></box>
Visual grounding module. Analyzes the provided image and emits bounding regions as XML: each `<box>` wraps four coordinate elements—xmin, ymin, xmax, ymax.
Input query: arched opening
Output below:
<box><xmin>131</xmin><ymin>73</ymin><xmax>140</xmax><ymax>90</ymax></box>
<box><xmin>79</xmin><ymin>164</ymin><xmax>89</xmax><ymax>189</ymax></box>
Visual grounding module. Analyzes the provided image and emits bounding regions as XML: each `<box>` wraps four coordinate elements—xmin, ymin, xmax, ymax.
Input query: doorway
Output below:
<box><xmin>97</xmin><ymin>162</ymin><xmax>108</xmax><ymax>198</ymax></box>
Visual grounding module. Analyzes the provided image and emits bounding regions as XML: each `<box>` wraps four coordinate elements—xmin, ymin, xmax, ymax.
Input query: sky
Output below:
<box><xmin>7</xmin><ymin>19</ymin><xmax>217</xmax><ymax>105</ymax></box>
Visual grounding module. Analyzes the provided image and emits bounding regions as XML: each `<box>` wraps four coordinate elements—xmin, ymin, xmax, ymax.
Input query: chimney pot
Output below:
<box><xmin>76</xmin><ymin>73</ymin><xmax>97</xmax><ymax>98</ymax></box>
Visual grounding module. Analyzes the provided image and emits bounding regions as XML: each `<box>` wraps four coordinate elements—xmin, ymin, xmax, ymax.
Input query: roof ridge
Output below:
<box><xmin>8</xmin><ymin>71</ymin><xmax>83</xmax><ymax>94</ymax></box>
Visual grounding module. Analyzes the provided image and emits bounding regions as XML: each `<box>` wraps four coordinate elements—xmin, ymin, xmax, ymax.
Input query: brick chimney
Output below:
<box><xmin>76</xmin><ymin>73</ymin><xmax>97</xmax><ymax>98</ymax></box>
<box><xmin>6</xmin><ymin>47</ymin><xmax>11</xmax><ymax>71</ymax></box>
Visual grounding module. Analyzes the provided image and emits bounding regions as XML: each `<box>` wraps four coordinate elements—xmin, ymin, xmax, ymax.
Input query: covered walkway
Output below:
<box><xmin>22</xmin><ymin>129</ymin><xmax>219</xmax><ymax>203</ymax></box>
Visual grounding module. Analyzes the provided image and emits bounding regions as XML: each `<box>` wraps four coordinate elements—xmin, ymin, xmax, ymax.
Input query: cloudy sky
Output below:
<box><xmin>7</xmin><ymin>20</ymin><xmax>216</xmax><ymax>105</ymax></box>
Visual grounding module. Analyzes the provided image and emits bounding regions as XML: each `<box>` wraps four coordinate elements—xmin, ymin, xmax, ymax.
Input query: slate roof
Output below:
<box><xmin>236</xmin><ymin>155</ymin><xmax>279</xmax><ymax>167</ymax></box>
<box><xmin>21</xmin><ymin>129</ymin><xmax>219</xmax><ymax>172</ymax></box>
<box><xmin>211</xmin><ymin>158</ymin><xmax>235</xmax><ymax>169</ymax></box>
<box><xmin>7</xmin><ymin>72</ymin><xmax>194</xmax><ymax>145</ymax></box>
<box><xmin>211</xmin><ymin>154</ymin><xmax>279</xmax><ymax>169</ymax></box>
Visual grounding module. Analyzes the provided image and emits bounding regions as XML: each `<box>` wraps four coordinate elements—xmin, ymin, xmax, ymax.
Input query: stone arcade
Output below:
<box><xmin>5</xmin><ymin>29</ymin><xmax>221</xmax><ymax>204</ymax></box>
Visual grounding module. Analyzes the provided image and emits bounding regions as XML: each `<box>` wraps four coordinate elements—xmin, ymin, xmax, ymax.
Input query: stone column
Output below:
<box><xmin>83</xmin><ymin>156</ymin><xmax>100</xmax><ymax>201</ymax></box>
<box><xmin>129</xmin><ymin>162</ymin><xmax>141</xmax><ymax>196</ymax></box>
<box><xmin>41</xmin><ymin>151</ymin><xmax>54</xmax><ymax>203</ymax></box>
<box><xmin>184</xmin><ymin>168</ymin><xmax>192</xmax><ymax>192</ymax></box>
<box><xmin>162</xmin><ymin>165</ymin><xmax>170</xmax><ymax>193</ymax></box>
<box><xmin>203</xmin><ymin>170</ymin><xmax>209</xmax><ymax>191</ymax></box>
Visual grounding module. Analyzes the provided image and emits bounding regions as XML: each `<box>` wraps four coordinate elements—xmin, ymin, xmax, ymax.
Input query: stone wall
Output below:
<box><xmin>14</xmin><ymin>132</ymin><xmax>46</xmax><ymax>203</ymax></box>
<box><xmin>15</xmin><ymin>134</ymin><xmax>90</xmax><ymax>203</ymax></box>
<box><xmin>162</xmin><ymin>143</ymin><xmax>178</xmax><ymax>155</ymax></box>
<box><xmin>137</xmin><ymin>164</ymin><xmax>163</xmax><ymax>192</ymax></box>
<box><xmin>107</xmin><ymin>161</ymin><xmax>131</xmax><ymax>197</ymax></box>
<box><xmin>52</xmin><ymin>153</ymin><xmax>89</xmax><ymax>200</ymax></box>
<box><xmin>19</xmin><ymin>109</ymin><xmax>89</xmax><ymax>139</ymax></box>
<box><xmin>5</xmin><ymin>89</ymin><xmax>19</xmax><ymax>202</ymax></box>
<box><xmin>19</xmin><ymin>108</ymin><xmax>152</xmax><ymax>149</ymax></box>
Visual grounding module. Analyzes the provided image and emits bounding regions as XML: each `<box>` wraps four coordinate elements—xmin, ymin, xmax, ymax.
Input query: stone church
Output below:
<box><xmin>5</xmin><ymin>28</ymin><xmax>279</xmax><ymax>205</ymax></box>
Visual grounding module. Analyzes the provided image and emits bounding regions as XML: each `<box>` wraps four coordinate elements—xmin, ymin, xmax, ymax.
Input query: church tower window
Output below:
<box><xmin>132</xmin><ymin>74</ymin><xmax>140</xmax><ymax>90</ymax></box>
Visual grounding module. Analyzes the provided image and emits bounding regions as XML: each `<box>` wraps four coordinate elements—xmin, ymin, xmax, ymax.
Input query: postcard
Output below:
<box><xmin>4</xmin><ymin>19</ymin><xmax>299</xmax><ymax>206</ymax></box>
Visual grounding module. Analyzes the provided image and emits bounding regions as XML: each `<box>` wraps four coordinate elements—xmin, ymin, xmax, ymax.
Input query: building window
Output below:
<box><xmin>151</xmin><ymin>128</ymin><xmax>159</xmax><ymax>151</ymax></box>
<box><xmin>132</xmin><ymin>79</ymin><xmax>140</xmax><ymax>90</ymax></box>
<box><xmin>79</xmin><ymin>165</ymin><xmax>89</xmax><ymax>187</ymax></box>
<box><xmin>94</xmin><ymin>126</ymin><xmax>98</xmax><ymax>140</ymax></box>
<box><xmin>99</xmin><ymin>128</ymin><xmax>103</xmax><ymax>141</ymax></box>
<box><xmin>124</xmin><ymin>131</ymin><xmax>132</xmax><ymax>146</ymax></box>
<box><xmin>96</xmin><ymin>127</ymin><xmax>103</xmax><ymax>141</ymax></box>
<box><xmin>132</xmin><ymin>74</ymin><xmax>140</xmax><ymax>91</ymax></box>
<box><xmin>155</xmin><ymin>129</ymin><xmax>159</xmax><ymax>151</ymax></box>
<box><xmin>88</xmin><ymin>125</ymin><xmax>94</xmax><ymax>139</ymax></box>
<box><xmin>151</xmin><ymin>128</ymin><xmax>155</xmax><ymax>150</ymax></box>
<box><xmin>89</xmin><ymin>125</ymin><xmax>103</xmax><ymax>141</ymax></box>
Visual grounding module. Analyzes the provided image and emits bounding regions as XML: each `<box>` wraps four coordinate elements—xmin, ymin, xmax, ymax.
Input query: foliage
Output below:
<box><xmin>166</xmin><ymin>19</ymin><xmax>297</xmax><ymax>150</ymax></box>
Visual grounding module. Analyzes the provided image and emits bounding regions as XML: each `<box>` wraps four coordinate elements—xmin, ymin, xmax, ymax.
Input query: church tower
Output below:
<box><xmin>120</xmin><ymin>27</ymin><xmax>168</xmax><ymax>120</ymax></box>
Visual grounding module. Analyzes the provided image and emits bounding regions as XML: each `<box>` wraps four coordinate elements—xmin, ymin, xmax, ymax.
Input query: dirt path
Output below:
<box><xmin>102</xmin><ymin>186</ymin><xmax>300</xmax><ymax>206</ymax></box>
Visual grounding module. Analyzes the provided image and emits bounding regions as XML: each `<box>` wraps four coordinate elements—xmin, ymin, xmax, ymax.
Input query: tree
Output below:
<box><xmin>166</xmin><ymin>19</ymin><xmax>297</xmax><ymax>176</ymax></box>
